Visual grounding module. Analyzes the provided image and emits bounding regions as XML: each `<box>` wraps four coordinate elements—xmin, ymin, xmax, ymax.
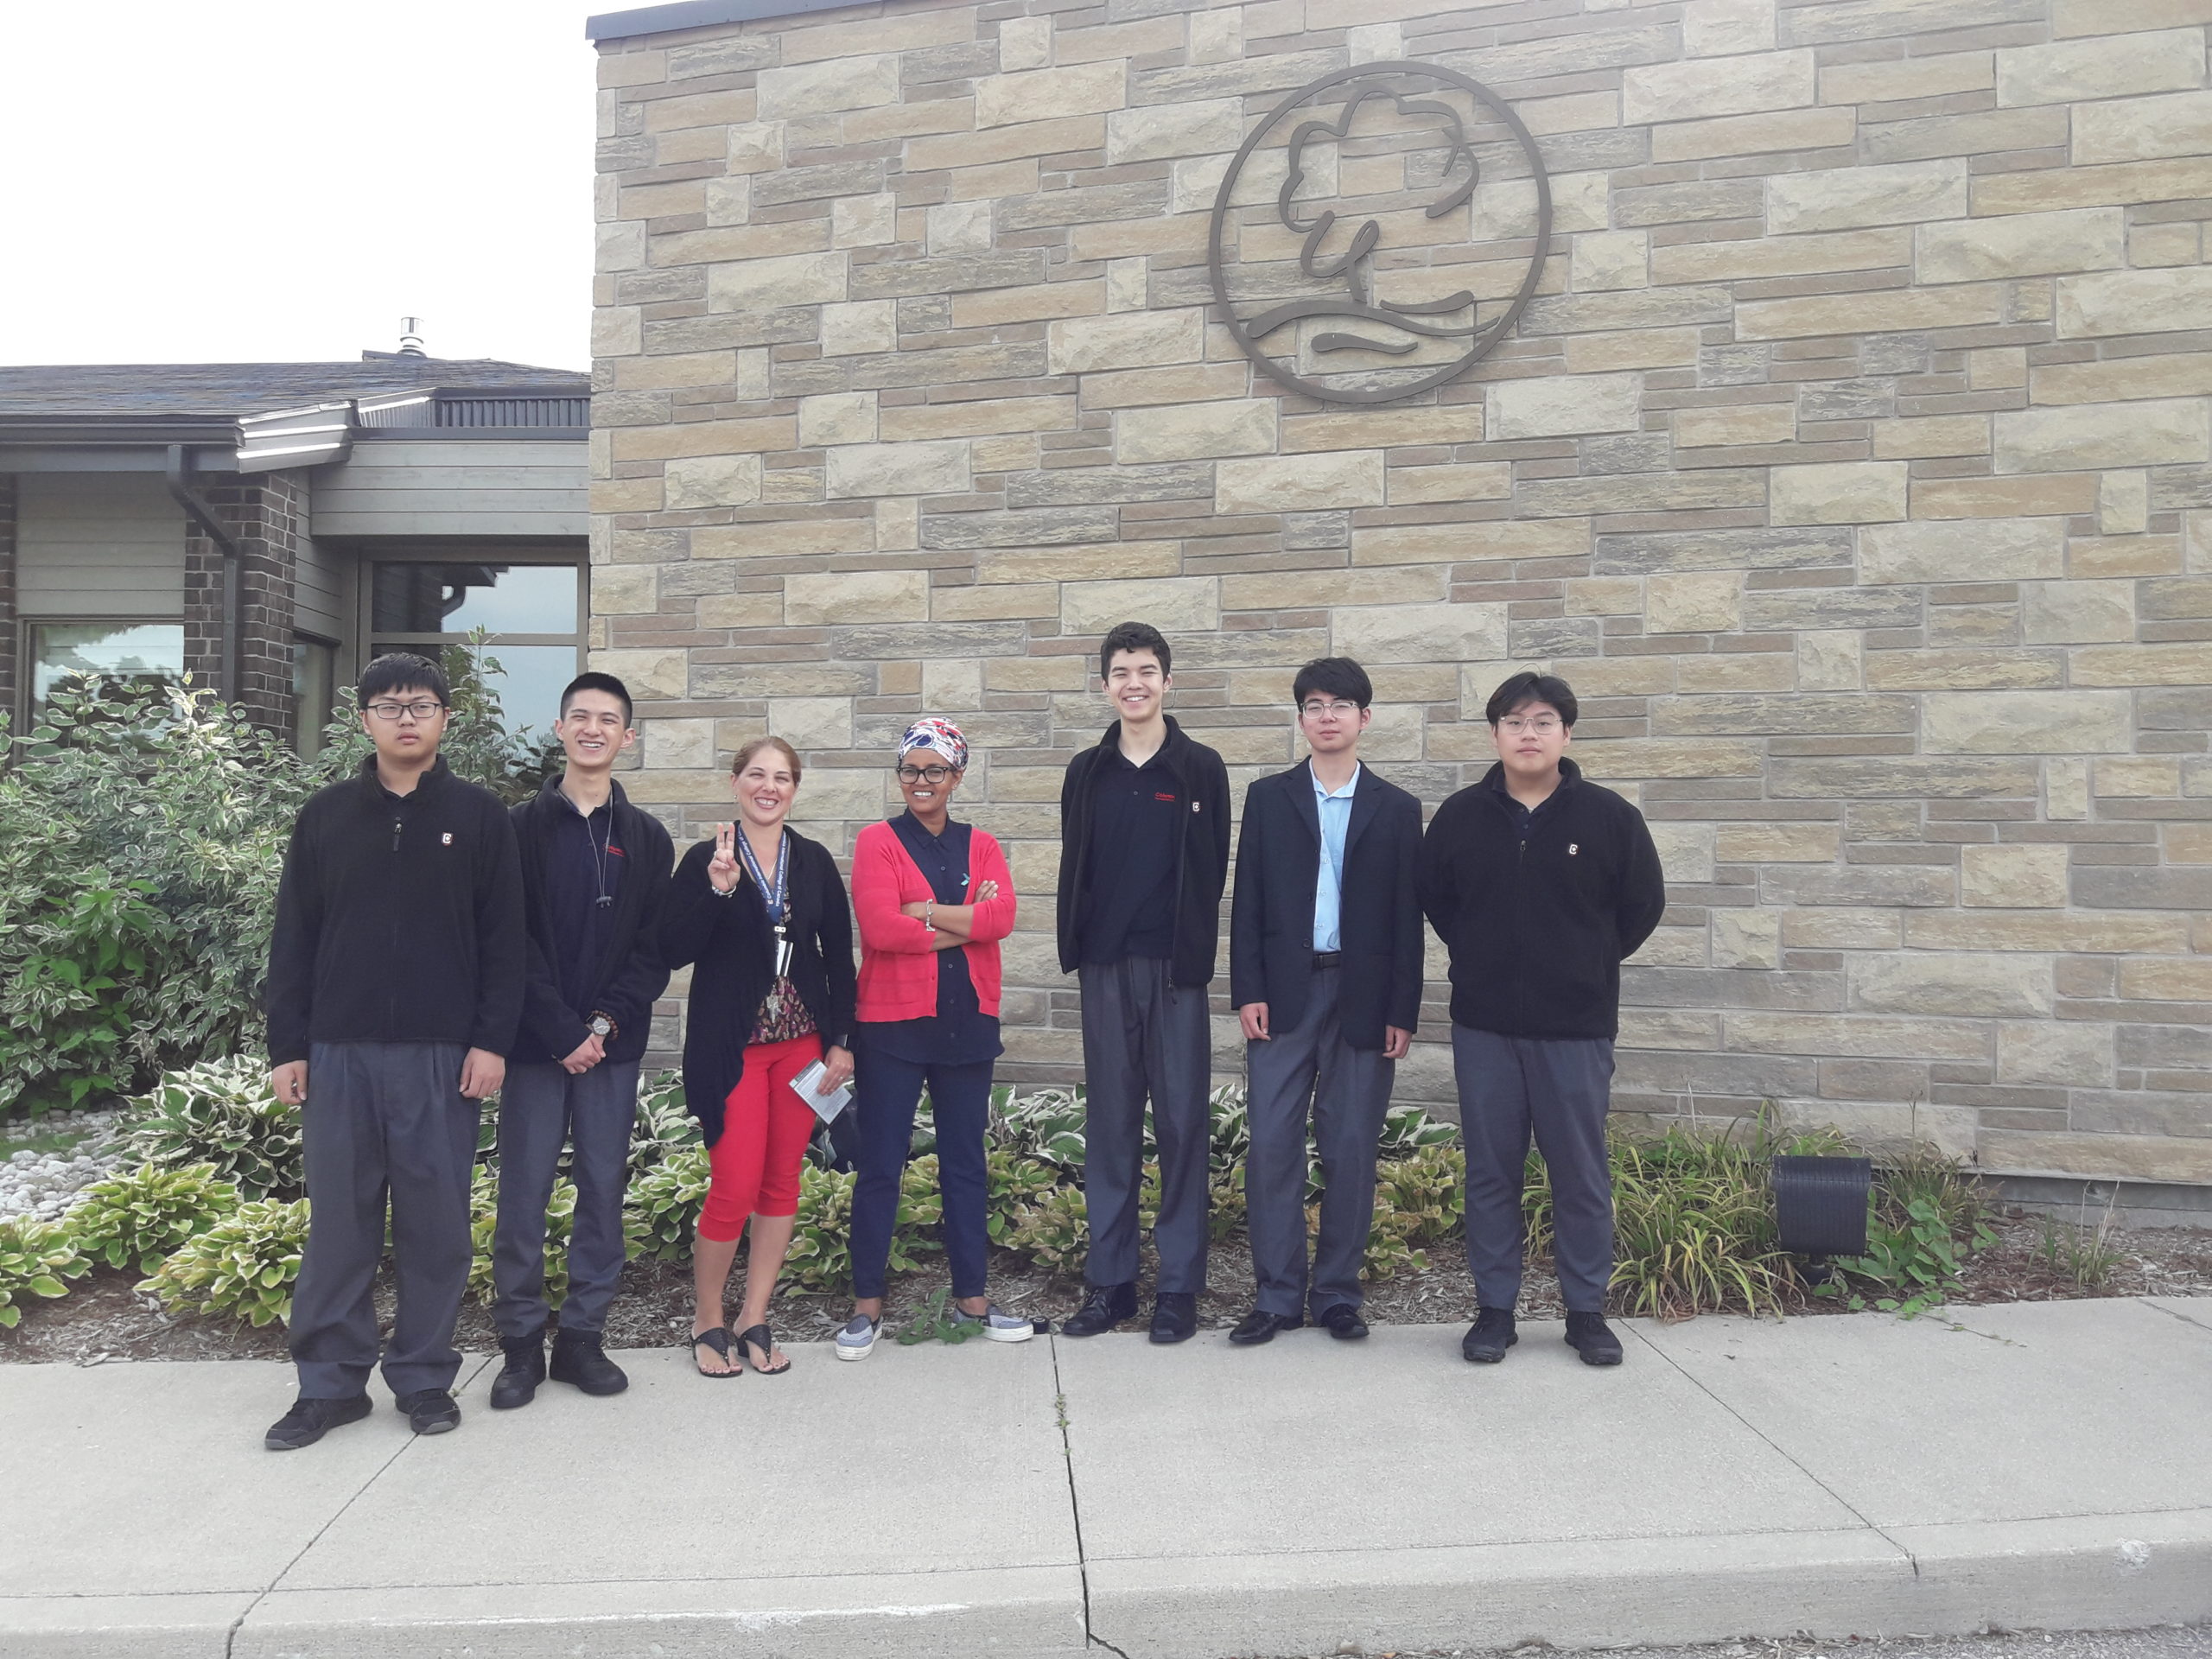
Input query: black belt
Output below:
<box><xmin>1313</xmin><ymin>951</ymin><xmax>1341</xmax><ymax>969</ymax></box>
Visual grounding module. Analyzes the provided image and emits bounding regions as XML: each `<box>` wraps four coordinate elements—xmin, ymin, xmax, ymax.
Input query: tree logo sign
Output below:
<box><xmin>1208</xmin><ymin>61</ymin><xmax>1553</xmax><ymax>408</ymax></box>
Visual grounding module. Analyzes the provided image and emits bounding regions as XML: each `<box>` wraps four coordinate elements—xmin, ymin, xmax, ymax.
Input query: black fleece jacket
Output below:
<box><xmin>267</xmin><ymin>757</ymin><xmax>526</xmax><ymax>1065</ymax></box>
<box><xmin>659</xmin><ymin>830</ymin><xmax>856</xmax><ymax>1149</ymax></box>
<box><xmin>1417</xmin><ymin>758</ymin><xmax>1667</xmax><ymax>1041</ymax></box>
<box><xmin>510</xmin><ymin>776</ymin><xmax>672</xmax><ymax>1067</ymax></box>
<box><xmin>1058</xmin><ymin>715</ymin><xmax>1231</xmax><ymax>988</ymax></box>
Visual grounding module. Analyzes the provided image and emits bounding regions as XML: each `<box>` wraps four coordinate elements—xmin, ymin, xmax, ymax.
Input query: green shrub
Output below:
<box><xmin>994</xmin><ymin>1085</ymin><xmax>1085</xmax><ymax>1169</ymax></box>
<box><xmin>139</xmin><ymin>1197</ymin><xmax>311</xmax><ymax>1327</ymax></box>
<box><xmin>781</xmin><ymin>1162</ymin><xmax>855</xmax><ymax>1292</ymax></box>
<box><xmin>66</xmin><ymin>1162</ymin><xmax>239</xmax><ymax>1274</ymax></box>
<box><xmin>124</xmin><ymin>1057</ymin><xmax>302</xmax><ymax>1198</ymax></box>
<box><xmin>0</xmin><ymin>1217</ymin><xmax>90</xmax><ymax>1327</ymax></box>
<box><xmin>627</xmin><ymin>1071</ymin><xmax>697</xmax><ymax>1177</ymax></box>
<box><xmin>624</xmin><ymin>1145</ymin><xmax>710</xmax><ymax>1262</ymax></box>
<box><xmin>1609</xmin><ymin>1131</ymin><xmax>1798</xmax><ymax>1319</ymax></box>
<box><xmin>1005</xmin><ymin>1183</ymin><xmax>1088</xmax><ymax>1274</ymax></box>
<box><xmin>468</xmin><ymin>1170</ymin><xmax>575</xmax><ymax>1306</ymax></box>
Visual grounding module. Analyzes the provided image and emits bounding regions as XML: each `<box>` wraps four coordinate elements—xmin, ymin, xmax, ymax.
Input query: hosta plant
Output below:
<box><xmin>781</xmin><ymin>1162</ymin><xmax>855</xmax><ymax>1292</ymax></box>
<box><xmin>140</xmin><ymin>1197</ymin><xmax>311</xmax><ymax>1327</ymax></box>
<box><xmin>1005</xmin><ymin>1182</ymin><xmax>1089</xmax><ymax>1275</ymax></box>
<box><xmin>0</xmin><ymin>1217</ymin><xmax>89</xmax><ymax>1327</ymax></box>
<box><xmin>624</xmin><ymin>1145</ymin><xmax>710</xmax><ymax>1262</ymax></box>
<box><xmin>124</xmin><ymin>1056</ymin><xmax>302</xmax><ymax>1198</ymax></box>
<box><xmin>67</xmin><ymin>1161</ymin><xmax>240</xmax><ymax>1274</ymax></box>
<box><xmin>627</xmin><ymin>1071</ymin><xmax>698</xmax><ymax>1177</ymax></box>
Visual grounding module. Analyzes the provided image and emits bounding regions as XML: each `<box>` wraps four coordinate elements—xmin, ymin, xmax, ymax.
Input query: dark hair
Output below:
<box><xmin>358</xmin><ymin>652</ymin><xmax>449</xmax><ymax>707</ymax></box>
<box><xmin>1099</xmin><ymin>620</ymin><xmax>1171</xmax><ymax>680</ymax></box>
<box><xmin>731</xmin><ymin>735</ymin><xmax>803</xmax><ymax>784</ymax></box>
<box><xmin>1485</xmin><ymin>671</ymin><xmax>1577</xmax><ymax>728</ymax></box>
<box><xmin>1292</xmin><ymin>656</ymin><xmax>1371</xmax><ymax>710</ymax></box>
<box><xmin>560</xmin><ymin>671</ymin><xmax>633</xmax><ymax>728</ymax></box>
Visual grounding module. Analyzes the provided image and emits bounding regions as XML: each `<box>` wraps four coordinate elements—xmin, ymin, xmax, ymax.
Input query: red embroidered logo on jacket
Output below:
<box><xmin>1155</xmin><ymin>792</ymin><xmax>1177</xmax><ymax>803</ymax></box>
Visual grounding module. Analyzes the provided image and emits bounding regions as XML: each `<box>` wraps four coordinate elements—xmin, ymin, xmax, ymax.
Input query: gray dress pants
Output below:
<box><xmin>1078</xmin><ymin>957</ymin><xmax>1212</xmax><ymax>1294</ymax></box>
<box><xmin>1452</xmin><ymin>1026</ymin><xmax>1617</xmax><ymax>1314</ymax></box>
<box><xmin>493</xmin><ymin>1058</ymin><xmax>640</xmax><ymax>1340</ymax></box>
<box><xmin>1244</xmin><ymin>964</ymin><xmax>1395</xmax><ymax>1319</ymax></box>
<box><xmin>289</xmin><ymin>1041</ymin><xmax>479</xmax><ymax>1400</ymax></box>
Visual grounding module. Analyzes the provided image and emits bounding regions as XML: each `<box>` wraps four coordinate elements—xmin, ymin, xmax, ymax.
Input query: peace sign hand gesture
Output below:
<box><xmin>709</xmin><ymin>823</ymin><xmax>741</xmax><ymax>894</ymax></box>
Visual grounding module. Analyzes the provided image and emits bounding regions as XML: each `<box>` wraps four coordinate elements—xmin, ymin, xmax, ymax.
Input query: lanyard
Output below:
<box><xmin>735</xmin><ymin>829</ymin><xmax>793</xmax><ymax>976</ymax></box>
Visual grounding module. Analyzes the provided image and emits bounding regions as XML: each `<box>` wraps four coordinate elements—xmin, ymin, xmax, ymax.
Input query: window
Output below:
<box><xmin>26</xmin><ymin>621</ymin><xmax>187</xmax><ymax>722</ymax></box>
<box><xmin>294</xmin><ymin>637</ymin><xmax>337</xmax><ymax>756</ymax></box>
<box><xmin>362</xmin><ymin>557</ymin><xmax>584</xmax><ymax>740</ymax></box>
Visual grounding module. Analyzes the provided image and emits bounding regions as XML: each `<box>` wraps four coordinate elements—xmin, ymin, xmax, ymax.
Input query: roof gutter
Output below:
<box><xmin>164</xmin><ymin>443</ymin><xmax>241</xmax><ymax>704</ymax></box>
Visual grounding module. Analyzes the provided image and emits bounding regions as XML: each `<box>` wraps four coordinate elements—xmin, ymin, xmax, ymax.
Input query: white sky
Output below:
<box><xmin>0</xmin><ymin>0</ymin><xmax>599</xmax><ymax>371</ymax></box>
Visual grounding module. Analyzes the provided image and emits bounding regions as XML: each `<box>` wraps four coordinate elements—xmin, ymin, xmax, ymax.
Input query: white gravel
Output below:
<box><xmin>0</xmin><ymin>1109</ymin><xmax>130</xmax><ymax>1224</ymax></box>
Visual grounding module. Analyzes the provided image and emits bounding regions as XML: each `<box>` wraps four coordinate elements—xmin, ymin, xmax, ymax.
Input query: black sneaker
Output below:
<box><xmin>395</xmin><ymin>1388</ymin><xmax>462</xmax><ymax>1434</ymax></box>
<box><xmin>489</xmin><ymin>1332</ymin><xmax>546</xmax><ymax>1410</ymax></box>
<box><xmin>1061</xmin><ymin>1281</ymin><xmax>1137</xmax><ymax>1338</ymax></box>
<box><xmin>264</xmin><ymin>1394</ymin><xmax>372</xmax><ymax>1452</ymax></box>
<box><xmin>1460</xmin><ymin>1306</ymin><xmax>1518</xmax><ymax>1364</ymax></box>
<box><xmin>1148</xmin><ymin>1292</ymin><xmax>1198</xmax><ymax>1344</ymax></box>
<box><xmin>1565</xmin><ymin>1311</ymin><xmax>1624</xmax><ymax>1366</ymax></box>
<box><xmin>550</xmin><ymin>1329</ymin><xmax>629</xmax><ymax>1395</ymax></box>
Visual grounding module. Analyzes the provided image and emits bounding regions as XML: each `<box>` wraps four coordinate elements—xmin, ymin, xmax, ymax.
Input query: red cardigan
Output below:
<box><xmin>852</xmin><ymin>818</ymin><xmax>1017</xmax><ymax>1024</ymax></box>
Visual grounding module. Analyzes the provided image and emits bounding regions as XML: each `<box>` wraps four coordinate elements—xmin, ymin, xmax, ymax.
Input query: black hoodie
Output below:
<box><xmin>1417</xmin><ymin>757</ymin><xmax>1666</xmax><ymax>1041</ymax></box>
<box><xmin>1058</xmin><ymin>715</ymin><xmax>1230</xmax><ymax>988</ymax></box>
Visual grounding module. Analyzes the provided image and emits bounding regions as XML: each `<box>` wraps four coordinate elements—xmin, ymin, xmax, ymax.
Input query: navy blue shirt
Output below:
<box><xmin>859</xmin><ymin>812</ymin><xmax>1001</xmax><ymax>1066</ymax></box>
<box><xmin>545</xmin><ymin>786</ymin><xmax>623</xmax><ymax>1022</ymax></box>
<box><xmin>1078</xmin><ymin>745</ymin><xmax>1179</xmax><ymax>964</ymax></box>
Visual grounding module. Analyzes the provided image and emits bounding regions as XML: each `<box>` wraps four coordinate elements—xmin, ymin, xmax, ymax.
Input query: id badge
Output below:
<box><xmin>772</xmin><ymin>925</ymin><xmax>793</xmax><ymax>978</ymax></box>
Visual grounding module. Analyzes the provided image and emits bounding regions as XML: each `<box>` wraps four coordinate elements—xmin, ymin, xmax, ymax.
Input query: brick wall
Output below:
<box><xmin>591</xmin><ymin>0</ymin><xmax>2212</xmax><ymax>1188</ymax></box>
<box><xmin>183</xmin><ymin>471</ymin><xmax>303</xmax><ymax>738</ymax></box>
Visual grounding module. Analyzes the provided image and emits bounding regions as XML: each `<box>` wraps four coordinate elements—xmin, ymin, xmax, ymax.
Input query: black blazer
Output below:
<box><xmin>510</xmin><ymin>777</ymin><xmax>672</xmax><ymax>1067</ymax></box>
<box><xmin>1418</xmin><ymin>758</ymin><xmax>1666</xmax><ymax>1041</ymax></box>
<box><xmin>659</xmin><ymin>829</ymin><xmax>856</xmax><ymax>1148</ymax></box>
<box><xmin>1230</xmin><ymin>760</ymin><xmax>1424</xmax><ymax>1052</ymax></box>
<box><xmin>1057</xmin><ymin>715</ymin><xmax>1231</xmax><ymax>988</ymax></box>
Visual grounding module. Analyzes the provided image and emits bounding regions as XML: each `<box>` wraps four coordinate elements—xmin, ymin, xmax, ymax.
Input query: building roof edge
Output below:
<box><xmin>584</xmin><ymin>0</ymin><xmax>879</xmax><ymax>42</ymax></box>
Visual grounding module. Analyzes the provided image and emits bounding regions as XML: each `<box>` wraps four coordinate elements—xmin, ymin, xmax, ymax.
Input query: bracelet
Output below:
<box><xmin>710</xmin><ymin>880</ymin><xmax>738</xmax><ymax>898</ymax></box>
<box><xmin>925</xmin><ymin>900</ymin><xmax>935</xmax><ymax>931</ymax></box>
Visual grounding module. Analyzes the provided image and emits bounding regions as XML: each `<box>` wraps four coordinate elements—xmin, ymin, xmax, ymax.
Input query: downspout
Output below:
<box><xmin>164</xmin><ymin>443</ymin><xmax>240</xmax><ymax>703</ymax></box>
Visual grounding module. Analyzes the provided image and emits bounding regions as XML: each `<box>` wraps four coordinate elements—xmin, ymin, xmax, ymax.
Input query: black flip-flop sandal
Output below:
<box><xmin>734</xmin><ymin>1323</ymin><xmax>790</xmax><ymax>1376</ymax></box>
<box><xmin>691</xmin><ymin>1327</ymin><xmax>740</xmax><ymax>1377</ymax></box>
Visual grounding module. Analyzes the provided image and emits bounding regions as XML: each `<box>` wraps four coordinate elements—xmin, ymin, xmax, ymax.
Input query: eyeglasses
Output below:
<box><xmin>1300</xmin><ymin>700</ymin><xmax>1359</xmax><ymax>718</ymax></box>
<box><xmin>896</xmin><ymin>764</ymin><xmax>954</xmax><ymax>785</ymax></box>
<box><xmin>1498</xmin><ymin>716</ymin><xmax>1562</xmax><ymax>736</ymax></box>
<box><xmin>365</xmin><ymin>700</ymin><xmax>447</xmax><ymax>721</ymax></box>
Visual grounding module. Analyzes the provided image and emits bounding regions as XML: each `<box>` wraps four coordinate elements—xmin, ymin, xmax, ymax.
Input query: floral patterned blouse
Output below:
<box><xmin>747</xmin><ymin>975</ymin><xmax>817</xmax><ymax>1047</ymax></box>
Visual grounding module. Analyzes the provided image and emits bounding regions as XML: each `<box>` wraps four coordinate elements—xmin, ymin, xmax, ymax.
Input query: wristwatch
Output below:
<box><xmin>588</xmin><ymin>1013</ymin><xmax>617</xmax><ymax>1040</ymax></box>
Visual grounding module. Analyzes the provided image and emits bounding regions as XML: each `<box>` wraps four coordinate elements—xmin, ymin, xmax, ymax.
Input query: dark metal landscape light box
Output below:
<box><xmin>1771</xmin><ymin>1155</ymin><xmax>1872</xmax><ymax>1259</ymax></box>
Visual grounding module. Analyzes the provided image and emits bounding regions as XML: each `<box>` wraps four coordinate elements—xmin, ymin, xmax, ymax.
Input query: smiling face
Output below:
<box><xmin>1103</xmin><ymin>646</ymin><xmax>1168</xmax><ymax>727</ymax></box>
<box><xmin>1298</xmin><ymin>693</ymin><xmax>1370</xmax><ymax>758</ymax></box>
<box><xmin>556</xmin><ymin>688</ymin><xmax>634</xmax><ymax>773</ymax></box>
<box><xmin>359</xmin><ymin>683</ymin><xmax>448</xmax><ymax>766</ymax></box>
<box><xmin>731</xmin><ymin>750</ymin><xmax>798</xmax><ymax>831</ymax></box>
<box><xmin>1491</xmin><ymin>697</ymin><xmax>1570</xmax><ymax>781</ymax></box>
<box><xmin>896</xmin><ymin>748</ymin><xmax>964</xmax><ymax>819</ymax></box>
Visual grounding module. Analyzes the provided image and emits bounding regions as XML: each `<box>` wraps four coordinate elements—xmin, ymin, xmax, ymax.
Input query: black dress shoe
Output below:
<box><xmin>550</xmin><ymin>1329</ymin><xmax>629</xmax><ymax>1395</ymax></box>
<box><xmin>395</xmin><ymin>1388</ymin><xmax>462</xmax><ymax>1434</ymax></box>
<box><xmin>1461</xmin><ymin>1306</ymin><xmax>1518</xmax><ymax>1363</ymax></box>
<box><xmin>1148</xmin><ymin>1292</ymin><xmax>1198</xmax><ymax>1344</ymax></box>
<box><xmin>1318</xmin><ymin>1303</ymin><xmax>1368</xmax><ymax>1341</ymax></box>
<box><xmin>1061</xmin><ymin>1281</ymin><xmax>1138</xmax><ymax>1338</ymax></box>
<box><xmin>264</xmin><ymin>1394</ymin><xmax>371</xmax><ymax>1452</ymax></box>
<box><xmin>1228</xmin><ymin>1309</ymin><xmax>1301</xmax><ymax>1345</ymax></box>
<box><xmin>489</xmin><ymin>1332</ymin><xmax>546</xmax><ymax>1410</ymax></box>
<box><xmin>1565</xmin><ymin>1311</ymin><xmax>1624</xmax><ymax>1366</ymax></box>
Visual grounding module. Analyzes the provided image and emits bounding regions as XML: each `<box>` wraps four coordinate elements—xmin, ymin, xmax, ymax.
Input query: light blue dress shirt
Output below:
<box><xmin>1312</xmin><ymin>764</ymin><xmax>1359</xmax><ymax>953</ymax></box>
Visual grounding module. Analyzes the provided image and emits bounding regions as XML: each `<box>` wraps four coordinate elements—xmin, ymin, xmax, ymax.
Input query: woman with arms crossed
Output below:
<box><xmin>837</xmin><ymin>720</ymin><xmax>1028</xmax><ymax>1359</ymax></box>
<box><xmin>661</xmin><ymin>738</ymin><xmax>855</xmax><ymax>1377</ymax></box>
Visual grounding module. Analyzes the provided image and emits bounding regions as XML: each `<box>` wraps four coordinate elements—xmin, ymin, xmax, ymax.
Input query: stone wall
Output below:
<box><xmin>590</xmin><ymin>0</ymin><xmax>2212</xmax><ymax>1188</ymax></box>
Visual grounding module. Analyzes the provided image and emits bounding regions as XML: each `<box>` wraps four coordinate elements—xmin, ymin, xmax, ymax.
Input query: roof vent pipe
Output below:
<box><xmin>397</xmin><ymin>317</ymin><xmax>426</xmax><ymax>357</ymax></box>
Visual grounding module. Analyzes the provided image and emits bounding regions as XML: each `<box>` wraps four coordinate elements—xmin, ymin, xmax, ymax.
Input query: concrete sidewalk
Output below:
<box><xmin>2</xmin><ymin>1298</ymin><xmax>2207</xmax><ymax>1658</ymax></box>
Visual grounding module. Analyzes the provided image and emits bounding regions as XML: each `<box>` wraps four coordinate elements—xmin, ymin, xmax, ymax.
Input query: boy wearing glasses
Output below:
<box><xmin>264</xmin><ymin>654</ymin><xmax>525</xmax><ymax>1450</ymax></box>
<box><xmin>1057</xmin><ymin>621</ymin><xmax>1230</xmax><ymax>1344</ymax></box>
<box><xmin>1419</xmin><ymin>671</ymin><xmax>1665</xmax><ymax>1369</ymax></box>
<box><xmin>1227</xmin><ymin>657</ymin><xmax>1423</xmax><ymax>1345</ymax></box>
<box><xmin>487</xmin><ymin>673</ymin><xmax>671</xmax><ymax>1410</ymax></box>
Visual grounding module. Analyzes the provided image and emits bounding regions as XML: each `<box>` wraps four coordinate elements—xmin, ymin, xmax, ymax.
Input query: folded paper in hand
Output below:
<box><xmin>791</xmin><ymin>1058</ymin><xmax>852</xmax><ymax>1125</ymax></box>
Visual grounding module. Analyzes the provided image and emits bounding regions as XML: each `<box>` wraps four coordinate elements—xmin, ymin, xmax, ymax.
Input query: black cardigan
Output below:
<box><xmin>1229</xmin><ymin>760</ymin><xmax>1424</xmax><ymax>1051</ymax></box>
<box><xmin>1417</xmin><ymin>759</ymin><xmax>1667</xmax><ymax>1041</ymax></box>
<box><xmin>510</xmin><ymin>777</ymin><xmax>672</xmax><ymax>1067</ymax></box>
<box><xmin>1056</xmin><ymin>716</ymin><xmax>1231</xmax><ymax>988</ymax></box>
<box><xmin>659</xmin><ymin>829</ymin><xmax>856</xmax><ymax>1147</ymax></box>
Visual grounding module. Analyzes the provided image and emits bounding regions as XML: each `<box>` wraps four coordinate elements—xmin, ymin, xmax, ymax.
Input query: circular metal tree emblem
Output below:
<box><xmin>1209</xmin><ymin>61</ymin><xmax>1553</xmax><ymax>407</ymax></box>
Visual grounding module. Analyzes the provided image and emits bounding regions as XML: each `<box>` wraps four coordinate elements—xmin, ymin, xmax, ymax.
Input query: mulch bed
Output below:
<box><xmin>5</xmin><ymin>1210</ymin><xmax>2208</xmax><ymax>1366</ymax></box>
